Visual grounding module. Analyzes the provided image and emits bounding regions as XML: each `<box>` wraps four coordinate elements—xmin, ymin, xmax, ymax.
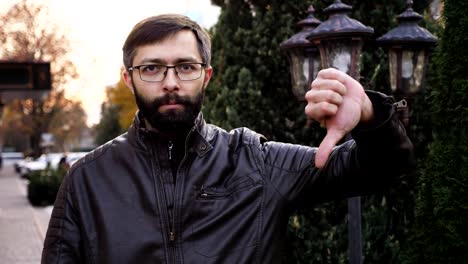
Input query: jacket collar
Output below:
<box><xmin>128</xmin><ymin>111</ymin><xmax>213</xmax><ymax>157</ymax></box>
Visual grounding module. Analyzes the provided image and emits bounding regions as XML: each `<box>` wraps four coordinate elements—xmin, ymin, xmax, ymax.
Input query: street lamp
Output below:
<box><xmin>377</xmin><ymin>0</ymin><xmax>437</xmax><ymax>100</ymax></box>
<box><xmin>305</xmin><ymin>1</ymin><xmax>374</xmax><ymax>263</ymax></box>
<box><xmin>306</xmin><ymin>0</ymin><xmax>374</xmax><ymax>80</ymax></box>
<box><xmin>279</xmin><ymin>4</ymin><xmax>321</xmax><ymax>102</ymax></box>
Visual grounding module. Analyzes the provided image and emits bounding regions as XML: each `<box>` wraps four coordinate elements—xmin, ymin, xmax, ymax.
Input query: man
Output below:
<box><xmin>41</xmin><ymin>14</ymin><xmax>414</xmax><ymax>263</ymax></box>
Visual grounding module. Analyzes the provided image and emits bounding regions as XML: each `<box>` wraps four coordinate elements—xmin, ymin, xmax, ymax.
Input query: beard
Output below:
<box><xmin>133</xmin><ymin>83</ymin><xmax>204</xmax><ymax>134</ymax></box>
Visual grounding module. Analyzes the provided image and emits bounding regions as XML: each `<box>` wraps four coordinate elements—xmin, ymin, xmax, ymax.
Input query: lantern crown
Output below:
<box><xmin>307</xmin><ymin>0</ymin><xmax>374</xmax><ymax>41</ymax></box>
<box><xmin>377</xmin><ymin>0</ymin><xmax>437</xmax><ymax>47</ymax></box>
<box><xmin>280</xmin><ymin>5</ymin><xmax>321</xmax><ymax>50</ymax></box>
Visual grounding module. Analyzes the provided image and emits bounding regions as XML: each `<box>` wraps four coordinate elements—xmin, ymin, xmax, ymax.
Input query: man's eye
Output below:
<box><xmin>141</xmin><ymin>65</ymin><xmax>160</xmax><ymax>73</ymax></box>
<box><xmin>177</xmin><ymin>64</ymin><xmax>195</xmax><ymax>72</ymax></box>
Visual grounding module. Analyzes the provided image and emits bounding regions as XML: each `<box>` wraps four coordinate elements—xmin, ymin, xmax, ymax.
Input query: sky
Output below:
<box><xmin>1</xmin><ymin>0</ymin><xmax>221</xmax><ymax>125</ymax></box>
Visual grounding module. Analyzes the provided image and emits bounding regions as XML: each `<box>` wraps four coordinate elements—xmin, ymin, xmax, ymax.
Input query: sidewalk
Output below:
<box><xmin>0</xmin><ymin>164</ymin><xmax>52</xmax><ymax>264</ymax></box>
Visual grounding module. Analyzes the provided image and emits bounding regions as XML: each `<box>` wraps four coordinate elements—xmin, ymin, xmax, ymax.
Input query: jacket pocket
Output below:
<box><xmin>196</xmin><ymin>177</ymin><xmax>254</xmax><ymax>200</ymax></box>
<box><xmin>189</xmin><ymin>173</ymin><xmax>262</xmax><ymax>258</ymax></box>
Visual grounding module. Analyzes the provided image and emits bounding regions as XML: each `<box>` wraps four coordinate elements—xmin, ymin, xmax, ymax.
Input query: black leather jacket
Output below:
<box><xmin>42</xmin><ymin>91</ymin><xmax>414</xmax><ymax>264</ymax></box>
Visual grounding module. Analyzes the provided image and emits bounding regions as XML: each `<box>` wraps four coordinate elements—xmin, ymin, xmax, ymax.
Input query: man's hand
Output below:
<box><xmin>305</xmin><ymin>68</ymin><xmax>374</xmax><ymax>169</ymax></box>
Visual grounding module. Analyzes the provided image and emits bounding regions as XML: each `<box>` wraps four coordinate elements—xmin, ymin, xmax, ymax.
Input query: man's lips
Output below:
<box><xmin>159</xmin><ymin>102</ymin><xmax>184</xmax><ymax>111</ymax></box>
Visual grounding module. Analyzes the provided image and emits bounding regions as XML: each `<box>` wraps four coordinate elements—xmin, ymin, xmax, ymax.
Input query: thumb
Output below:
<box><xmin>315</xmin><ymin>129</ymin><xmax>344</xmax><ymax>169</ymax></box>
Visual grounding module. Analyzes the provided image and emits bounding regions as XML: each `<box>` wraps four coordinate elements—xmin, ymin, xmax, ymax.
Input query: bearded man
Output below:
<box><xmin>41</xmin><ymin>14</ymin><xmax>414</xmax><ymax>264</ymax></box>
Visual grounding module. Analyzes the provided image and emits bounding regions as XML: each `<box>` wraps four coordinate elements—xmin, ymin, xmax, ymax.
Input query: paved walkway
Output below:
<box><xmin>0</xmin><ymin>164</ymin><xmax>52</xmax><ymax>264</ymax></box>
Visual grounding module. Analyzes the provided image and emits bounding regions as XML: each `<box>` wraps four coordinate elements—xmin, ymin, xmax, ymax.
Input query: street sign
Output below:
<box><xmin>40</xmin><ymin>133</ymin><xmax>55</xmax><ymax>148</ymax></box>
<box><xmin>0</xmin><ymin>62</ymin><xmax>51</xmax><ymax>101</ymax></box>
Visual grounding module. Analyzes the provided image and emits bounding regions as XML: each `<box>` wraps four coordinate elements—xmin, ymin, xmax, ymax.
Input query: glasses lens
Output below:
<box><xmin>176</xmin><ymin>63</ymin><xmax>203</xmax><ymax>81</ymax></box>
<box><xmin>138</xmin><ymin>65</ymin><xmax>166</xmax><ymax>82</ymax></box>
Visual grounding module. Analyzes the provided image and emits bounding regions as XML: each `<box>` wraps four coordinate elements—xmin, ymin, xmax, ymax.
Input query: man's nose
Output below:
<box><xmin>162</xmin><ymin>68</ymin><xmax>180</xmax><ymax>92</ymax></box>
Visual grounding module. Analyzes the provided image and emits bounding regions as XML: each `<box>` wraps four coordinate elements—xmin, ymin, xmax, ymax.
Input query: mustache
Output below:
<box><xmin>153</xmin><ymin>94</ymin><xmax>194</xmax><ymax>107</ymax></box>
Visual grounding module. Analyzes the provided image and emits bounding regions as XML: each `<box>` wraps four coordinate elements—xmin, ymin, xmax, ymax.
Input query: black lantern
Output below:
<box><xmin>280</xmin><ymin>5</ymin><xmax>321</xmax><ymax>102</ymax></box>
<box><xmin>306</xmin><ymin>0</ymin><xmax>374</xmax><ymax>80</ymax></box>
<box><xmin>377</xmin><ymin>0</ymin><xmax>437</xmax><ymax>99</ymax></box>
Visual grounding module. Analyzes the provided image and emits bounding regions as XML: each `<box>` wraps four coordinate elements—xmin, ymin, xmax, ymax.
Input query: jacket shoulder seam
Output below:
<box><xmin>67</xmin><ymin>135</ymin><xmax>123</xmax><ymax>174</ymax></box>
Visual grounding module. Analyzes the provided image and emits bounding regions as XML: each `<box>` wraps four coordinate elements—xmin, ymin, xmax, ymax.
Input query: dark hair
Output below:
<box><xmin>122</xmin><ymin>14</ymin><xmax>211</xmax><ymax>69</ymax></box>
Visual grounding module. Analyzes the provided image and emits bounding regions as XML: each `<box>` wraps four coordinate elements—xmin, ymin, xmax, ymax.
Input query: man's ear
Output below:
<box><xmin>203</xmin><ymin>66</ymin><xmax>213</xmax><ymax>89</ymax></box>
<box><xmin>122</xmin><ymin>69</ymin><xmax>135</xmax><ymax>94</ymax></box>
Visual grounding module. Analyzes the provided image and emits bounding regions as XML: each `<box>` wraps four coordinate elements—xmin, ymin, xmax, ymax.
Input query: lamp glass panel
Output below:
<box><xmin>288</xmin><ymin>50</ymin><xmax>309</xmax><ymax>100</ymax></box>
<box><xmin>389</xmin><ymin>50</ymin><xmax>398</xmax><ymax>93</ymax></box>
<box><xmin>411</xmin><ymin>49</ymin><xmax>426</xmax><ymax>94</ymax></box>
<box><xmin>400</xmin><ymin>49</ymin><xmax>426</xmax><ymax>95</ymax></box>
<box><xmin>322</xmin><ymin>40</ymin><xmax>352</xmax><ymax>76</ymax></box>
<box><xmin>311</xmin><ymin>55</ymin><xmax>320</xmax><ymax>82</ymax></box>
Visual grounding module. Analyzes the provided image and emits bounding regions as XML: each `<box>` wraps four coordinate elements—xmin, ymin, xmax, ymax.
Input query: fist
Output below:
<box><xmin>305</xmin><ymin>68</ymin><xmax>374</xmax><ymax>169</ymax></box>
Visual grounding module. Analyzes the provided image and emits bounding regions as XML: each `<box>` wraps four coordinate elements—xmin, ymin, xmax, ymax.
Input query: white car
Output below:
<box><xmin>67</xmin><ymin>152</ymin><xmax>88</xmax><ymax>166</ymax></box>
<box><xmin>1</xmin><ymin>152</ymin><xmax>24</xmax><ymax>167</ymax></box>
<box><xmin>17</xmin><ymin>152</ymin><xmax>87</xmax><ymax>178</ymax></box>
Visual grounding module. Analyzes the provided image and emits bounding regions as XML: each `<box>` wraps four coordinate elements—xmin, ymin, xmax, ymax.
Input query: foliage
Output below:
<box><xmin>208</xmin><ymin>0</ymin><xmax>439</xmax><ymax>263</ymax></box>
<box><xmin>0</xmin><ymin>0</ymin><xmax>86</xmax><ymax>156</ymax></box>
<box><xmin>206</xmin><ymin>0</ymin><xmax>324</xmax><ymax>144</ymax></box>
<box><xmin>94</xmin><ymin>102</ymin><xmax>122</xmax><ymax>146</ymax></box>
<box><xmin>93</xmin><ymin>71</ymin><xmax>136</xmax><ymax>145</ymax></box>
<box><xmin>27</xmin><ymin>166</ymin><xmax>67</xmax><ymax>206</ymax></box>
<box><xmin>47</xmin><ymin>100</ymin><xmax>88</xmax><ymax>152</ymax></box>
<box><xmin>105</xmin><ymin>74</ymin><xmax>137</xmax><ymax>130</ymax></box>
<box><xmin>1</xmin><ymin>106</ymin><xmax>30</xmax><ymax>151</ymax></box>
<box><xmin>403</xmin><ymin>0</ymin><xmax>468</xmax><ymax>263</ymax></box>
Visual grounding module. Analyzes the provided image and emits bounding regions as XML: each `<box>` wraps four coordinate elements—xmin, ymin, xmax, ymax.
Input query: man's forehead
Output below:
<box><xmin>133</xmin><ymin>31</ymin><xmax>202</xmax><ymax>64</ymax></box>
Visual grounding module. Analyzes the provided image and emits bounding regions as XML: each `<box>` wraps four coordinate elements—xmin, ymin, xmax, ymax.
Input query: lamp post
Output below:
<box><xmin>306</xmin><ymin>1</ymin><xmax>374</xmax><ymax>263</ymax></box>
<box><xmin>377</xmin><ymin>0</ymin><xmax>437</xmax><ymax>126</ymax></box>
<box><xmin>279</xmin><ymin>5</ymin><xmax>321</xmax><ymax>102</ymax></box>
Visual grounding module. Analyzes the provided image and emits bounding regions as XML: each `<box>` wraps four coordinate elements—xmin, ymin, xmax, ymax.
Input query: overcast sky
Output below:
<box><xmin>1</xmin><ymin>0</ymin><xmax>221</xmax><ymax>125</ymax></box>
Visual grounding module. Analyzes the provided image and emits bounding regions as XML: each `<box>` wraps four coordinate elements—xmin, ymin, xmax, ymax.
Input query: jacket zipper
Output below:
<box><xmin>167</xmin><ymin>140</ymin><xmax>176</xmax><ymax>263</ymax></box>
<box><xmin>167</xmin><ymin>127</ymin><xmax>197</xmax><ymax>263</ymax></box>
<box><xmin>148</xmin><ymin>143</ymin><xmax>174</xmax><ymax>263</ymax></box>
<box><xmin>169</xmin><ymin>229</ymin><xmax>175</xmax><ymax>263</ymax></box>
<box><xmin>168</xmin><ymin>141</ymin><xmax>173</xmax><ymax>160</ymax></box>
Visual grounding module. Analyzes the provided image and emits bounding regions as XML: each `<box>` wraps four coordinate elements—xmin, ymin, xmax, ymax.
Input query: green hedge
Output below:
<box><xmin>27</xmin><ymin>167</ymin><xmax>66</xmax><ymax>206</ymax></box>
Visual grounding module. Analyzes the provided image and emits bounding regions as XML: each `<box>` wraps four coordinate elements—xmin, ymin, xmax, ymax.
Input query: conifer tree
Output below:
<box><xmin>404</xmin><ymin>0</ymin><xmax>468</xmax><ymax>262</ymax></box>
<box><xmin>205</xmin><ymin>0</ymin><xmax>321</xmax><ymax>145</ymax></box>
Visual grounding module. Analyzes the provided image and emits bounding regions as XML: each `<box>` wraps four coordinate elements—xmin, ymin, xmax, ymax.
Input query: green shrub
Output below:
<box><xmin>27</xmin><ymin>167</ymin><xmax>66</xmax><ymax>206</ymax></box>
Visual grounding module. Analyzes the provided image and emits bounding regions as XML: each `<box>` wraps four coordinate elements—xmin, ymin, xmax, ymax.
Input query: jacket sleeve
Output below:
<box><xmin>41</xmin><ymin>171</ymin><xmax>84</xmax><ymax>263</ymax></box>
<box><xmin>261</xmin><ymin>91</ymin><xmax>415</xmax><ymax>209</ymax></box>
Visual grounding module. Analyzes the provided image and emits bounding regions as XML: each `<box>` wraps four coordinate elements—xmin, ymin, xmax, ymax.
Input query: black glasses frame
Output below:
<box><xmin>128</xmin><ymin>63</ymin><xmax>206</xmax><ymax>82</ymax></box>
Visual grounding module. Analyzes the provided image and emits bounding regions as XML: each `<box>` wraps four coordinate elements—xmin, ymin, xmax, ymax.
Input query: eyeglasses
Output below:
<box><xmin>128</xmin><ymin>62</ymin><xmax>206</xmax><ymax>82</ymax></box>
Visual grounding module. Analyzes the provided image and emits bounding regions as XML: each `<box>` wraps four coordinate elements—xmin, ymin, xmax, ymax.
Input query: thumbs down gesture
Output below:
<box><xmin>305</xmin><ymin>68</ymin><xmax>375</xmax><ymax>169</ymax></box>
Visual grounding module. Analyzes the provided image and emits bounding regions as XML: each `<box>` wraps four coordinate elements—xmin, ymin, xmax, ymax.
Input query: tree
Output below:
<box><xmin>0</xmin><ymin>0</ymin><xmax>85</xmax><ymax>156</ymax></box>
<box><xmin>48</xmin><ymin>100</ymin><xmax>88</xmax><ymax>152</ymax></box>
<box><xmin>93</xmin><ymin>101</ymin><xmax>122</xmax><ymax>146</ymax></box>
<box><xmin>207</xmin><ymin>0</ymin><xmax>437</xmax><ymax>263</ymax></box>
<box><xmin>206</xmin><ymin>0</ymin><xmax>322</xmax><ymax>145</ymax></box>
<box><xmin>93</xmin><ymin>71</ymin><xmax>137</xmax><ymax>146</ymax></box>
<box><xmin>403</xmin><ymin>0</ymin><xmax>468</xmax><ymax>263</ymax></box>
<box><xmin>0</xmin><ymin>106</ymin><xmax>30</xmax><ymax>151</ymax></box>
<box><xmin>105</xmin><ymin>72</ymin><xmax>137</xmax><ymax>130</ymax></box>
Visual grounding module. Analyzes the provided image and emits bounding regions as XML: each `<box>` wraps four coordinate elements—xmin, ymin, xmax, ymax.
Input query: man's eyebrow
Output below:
<box><xmin>139</xmin><ymin>57</ymin><xmax>201</xmax><ymax>65</ymax></box>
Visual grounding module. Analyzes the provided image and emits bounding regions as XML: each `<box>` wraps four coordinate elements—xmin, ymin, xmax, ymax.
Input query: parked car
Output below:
<box><xmin>17</xmin><ymin>152</ymin><xmax>87</xmax><ymax>178</ymax></box>
<box><xmin>1</xmin><ymin>152</ymin><xmax>24</xmax><ymax>167</ymax></box>
<box><xmin>67</xmin><ymin>152</ymin><xmax>88</xmax><ymax>166</ymax></box>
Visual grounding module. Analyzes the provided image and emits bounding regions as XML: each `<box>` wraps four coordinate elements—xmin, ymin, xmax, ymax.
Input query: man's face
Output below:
<box><xmin>123</xmin><ymin>30</ymin><xmax>213</xmax><ymax>133</ymax></box>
